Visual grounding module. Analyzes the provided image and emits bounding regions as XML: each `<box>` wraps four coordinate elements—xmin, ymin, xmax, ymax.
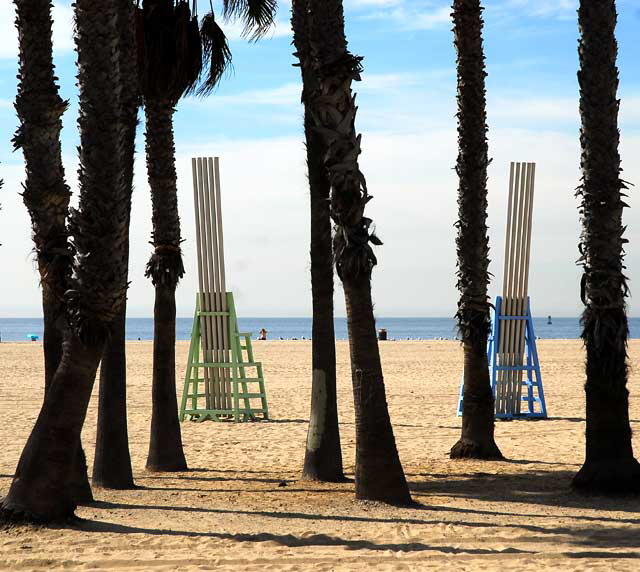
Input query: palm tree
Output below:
<box><xmin>140</xmin><ymin>0</ymin><xmax>276</xmax><ymax>471</ymax></box>
<box><xmin>12</xmin><ymin>0</ymin><xmax>93</xmax><ymax>503</ymax></box>
<box><xmin>572</xmin><ymin>0</ymin><xmax>640</xmax><ymax>494</ymax></box>
<box><xmin>0</xmin><ymin>0</ymin><xmax>133</xmax><ymax>522</ymax></box>
<box><xmin>140</xmin><ymin>0</ymin><xmax>233</xmax><ymax>471</ymax></box>
<box><xmin>292</xmin><ymin>0</ymin><xmax>344</xmax><ymax>482</ymax></box>
<box><xmin>300</xmin><ymin>0</ymin><xmax>411</xmax><ymax>504</ymax></box>
<box><xmin>449</xmin><ymin>0</ymin><xmax>502</xmax><ymax>460</ymax></box>
<box><xmin>92</xmin><ymin>0</ymin><xmax>138</xmax><ymax>489</ymax></box>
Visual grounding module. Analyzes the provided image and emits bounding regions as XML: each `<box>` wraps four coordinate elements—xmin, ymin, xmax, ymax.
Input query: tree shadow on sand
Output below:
<box><xmin>75</xmin><ymin>519</ymin><xmax>533</xmax><ymax>556</ymax></box>
<box><xmin>72</xmin><ymin>510</ymin><xmax>640</xmax><ymax>556</ymax></box>
<box><xmin>409</xmin><ymin>468</ymin><xmax>640</xmax><ymax>514</ymax></box>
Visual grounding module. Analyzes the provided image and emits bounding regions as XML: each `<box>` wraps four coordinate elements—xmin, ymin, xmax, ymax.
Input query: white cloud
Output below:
<box><xmin>490</xmin><ymin>95</ymin><xmax>578</xmax><ymax>124</ymax></box>
<box><xmin>185</xmin><ymin>82</ymin><xmax>300</xmax><ymax>108</ymax></box>
<box><xmin>4</xmin><ymin>121</ymin><xmax>640</xmax><ymax>318</ymax></box>
<box><xmin>360</xmin><ymin>3</ymin><xmax>452</xmax><ymax>31</ymax></box>
<box><xmin>348</xmin><ymin>0</ymin><xmax>403</xmax><ymax>6</ymax></box>
<box><xmin>346</xmin><ymin>0</ymin><xmax>603</xmax><ymax>31</ymax></box>
<box><xmin>182</xmin><ymin>72</ymin><xmax>434</xmax><ymax>111</ymax></box>
<box><xmin>0</xmin><ymin>1</ymin><xmax>75</xmax><ymax>60</ymax></box>
<box><xmin>501</xmin><ymin>0</ymin><xmax>577</xmax><ymax>20</ymax></box>
<box><xmin>488</xmin><ymin>93</ymin><xmax>640</xmax><ymax>129</ymax></box>
<box><xmin>406</xmin><ymin>6</ymin><xmax>451</xmax><ymax>29</ymax></box>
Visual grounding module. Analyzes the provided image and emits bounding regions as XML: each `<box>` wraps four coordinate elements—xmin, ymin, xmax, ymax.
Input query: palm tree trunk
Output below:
<box><xmin>573</xmin><ymin>0</ymin><xmax>640</xmax><ymax>494</ymax></box>
<box><xmin>449</xmin><ymin>0</ymin><xmax>501</xmax><ymax>460</ymax></box>
<box><xmin>292</xmin><ymin>0</ymin><xmax>344</xmax><ymax>483</ymax></box>
<box><xmin>345</xmin><ymin>277</ymin><xmax>410</xmax><ymax>502</ymax></box>
<box><xmin>93</xmin><ymin>303</ymin><xmax>135</xmax><ymax>488</ymax></box>
<box><xmin>453</xmin><ymin>339</ymin><xmax>500</xmax><ymax>457</ymax></box>
<box><xmin>144</xmin><ymin>99</ymin><xmax>187</xmax><ymax>472</ymax></box>
<box><xmin>1</xmin><ymin>0</ymin><xmax>130</xmax><ymax>522</ymax></box>
<box><xmin>12</xmin><ymin>0</ymin><xmax>93</xmax><ymax>502</ymax></box>
<box><xmin>147</xmin><ymin>284</ymin><xmax>187</xmax><ymax>470</ymax></box>
<box><xmin>92</xmin><ymin>0</ymin><xmax>138</xmax><ymax>490</ymax></box>
<box><xmin>304</xmin><ymin>0</ymin><xmax>411</xmax><ymax>504</ymax></box>
<box><xmin>1</xmin><ymin>335</ymin><xmax>104</xmax><ymax>521</ymax></box>
<box><xmin>303</xmin><ymin>124</ymin><xmax>344</xmax><ymax>481</ymax></box>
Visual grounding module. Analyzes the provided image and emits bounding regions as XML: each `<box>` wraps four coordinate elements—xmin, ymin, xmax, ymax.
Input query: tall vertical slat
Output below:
<box><xmin>502</xmin><ymin>163</ymin><xmax>522</xmax><ymax>413</ymax></box>
<box><xmin>521</xmin><ymin>163</ymin><xmax>536</xmax><ymax>300</ymax></box>
<box><xmin>199</xmin><ymin>157</ymin><xmax>220</xmax><ymax>409</ymax></box>
<box><xmin>510</xmin><ymin>162</ymin><xmax>531</xmax><ymax>412</ymax></box>
<box><xmin>508</xmin><ymin>162</ymin><xmax>527</xmax><ymax>412</ymax></box>
<box><xmin>497</xmin><ymin>163</ymin><xmax>516</xmax><ymax>414</ymax></box>
<box><xmin>214</xmin><ymin>157</ymin><xmax>231</xmax><ymax>410</ymax></box>
<box><xmin>205</xmin><ymin>157</ymin><xmax>225</xmax><ymax>411</ymax></box>
<box><xmin>192</xmin><ymin>159</ymin><xmax>211</xmax><ymax>409</ymax></box>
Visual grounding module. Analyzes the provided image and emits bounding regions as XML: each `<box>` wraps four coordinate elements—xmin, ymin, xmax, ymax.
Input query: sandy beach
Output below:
<box><xmin>1</xmin><ymin>339</ymin><xmax>640</xmax><ymax>571</ymax></box>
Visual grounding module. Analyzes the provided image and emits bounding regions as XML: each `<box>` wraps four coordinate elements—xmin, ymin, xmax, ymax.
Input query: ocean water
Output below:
<box><xmin>2</xmin><ymin>316</ymin><xmax>640</xmax><ymax>342</ymax></box>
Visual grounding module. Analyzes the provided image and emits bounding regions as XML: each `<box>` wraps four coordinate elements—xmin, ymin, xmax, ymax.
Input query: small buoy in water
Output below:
<box><xmin>547</xmin><ymin>315</ymin><xmax>552</xmax><ymax>325</ymax></box>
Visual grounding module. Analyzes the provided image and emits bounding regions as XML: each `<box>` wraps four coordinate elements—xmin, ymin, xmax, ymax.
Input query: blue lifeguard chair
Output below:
<box><xmin>457</xmin><ymin>296</ymin><xmax>547</xmax><ymax>419</ymax></box>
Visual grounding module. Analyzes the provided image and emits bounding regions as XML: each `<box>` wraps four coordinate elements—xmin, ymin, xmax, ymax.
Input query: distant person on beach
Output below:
<box><xmin>259</xmin><ymin>328</ymin><xmax>267</xmax><ymax>340</ymax></box>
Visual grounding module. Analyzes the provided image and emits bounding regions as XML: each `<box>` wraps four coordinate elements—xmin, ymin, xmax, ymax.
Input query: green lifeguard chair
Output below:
<box><xmin>180</xmin><ymin>292</ymin><xmax>268</xmax><ymax>422</ymax></box>
<box><xmin>180</xmin><ymin>157</ymin><xmax>268</xmax><ymax>422</ymax></box>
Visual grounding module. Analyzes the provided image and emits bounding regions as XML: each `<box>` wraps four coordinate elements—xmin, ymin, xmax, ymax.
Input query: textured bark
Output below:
<box><xmin>93</xmin><ymin>304</ymin><xmax>135</xmax><ymax>488</ymax></box>
<box><xmin>144</xmin><ymin>99</ymin><xmax>187</xmax><ymax>472</ymax></box>
<box><xmin>12</xmin><ymin>0</ymin><xmax>92</xmax><ymax>502</ymax></box>
<box><xmin>573</xmin><ymin>0</ymin><xmax>640</xmax><ymax>494</ymax></box>
<box><xmin>1</xmin><ymin>0</ymin><xmax>130</xmax><ymax>522</ymax></box>
<box><xmin>0</xmin><ymin>335</ymin><xmax>104</xmax><ymax>522</ymax></box>
<box><xmin>146</xmin><ymin>285</ymin><xmax>187</xmax><ymax>471</ymax></box>
<box><xmin>292</xmin><ymin>0</ymin><xmax>344</xmax><ymax>483</ymax></box>
<box><xmin>345</xmin><ymin>278</ymin><xmax>411</xmax><ymax>503</ymax></box>
<box><xmin>303</xmin><ymin>0</ymin><xmax>411</xmax><ymax>504</ymax></box>
<box><xmin>93</xmin><ymin>0</ymin><xmax>138</xmax><ymax>491</ymax></box>
<box><xmin>449</xmin><ymin>0</ymin><xmax>502</xmax><ymax>460</ymax></box>
<box><xmin>451</xmin><ymin>340</ymin><xmax>501</xmax><ymax>459</ymax></box>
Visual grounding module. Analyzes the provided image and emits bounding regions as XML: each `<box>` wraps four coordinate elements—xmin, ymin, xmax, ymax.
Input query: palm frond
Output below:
<box><xmin>174</xmin><ymin>0</ymin><xmax>202</xmax><ymax>97</ymax></box>
<box><xmin>139</xmin><ymin>0</ymin><xmax>177</xmax><ymax>100</ymax></box>
<box><xmin>197</xmin><ymin>11</ymin><xmax>232</xmax><ymax>95</ymax></box>
<box><xmin>223</xmin><ymin>0</ymin><xmax>277</xmax><ymax>40</ymax></box>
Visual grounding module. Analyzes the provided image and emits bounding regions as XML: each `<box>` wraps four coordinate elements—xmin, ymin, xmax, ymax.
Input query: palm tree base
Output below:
<box><xmin>572</xmin><ymin>457</ymin><xmax>640</xmax><ymax>495</ymax></box>
<box><xmin>69</xmin><ymin>479</ymin><xmax>94</xmax><ymax>505</ymax></box>
<box><xmin>301</xmin><ymin>469</ymin><xmax>349</xmax><ymax>483</ymax></box>
<box><xmin>70</xmin><ymin>446</ymin><xmax>94</xmax><ymax>504</ymax></box>
<box><xmin>355</xmin><ymin>487</ymin><xmax>414</xmax><ymax>507</ymax></box>
<box><xmin>91</xmin><ymin>478</ymin><xmax>136</xmax><ymax>491</ymax></box>
<box><xmin>0</xmin><ymin>506</ymin><xmax>79</xmax><ymax>526</ymax></box>
<box><xmin>0</xmin><ymin>493</ymin><xmax>76</xmax><ymax>525</ymax></box>
<box><xmin>450</xmin><ymin>438</ymin><xmax>503</xmax><ymax>460</ymax></box>
<box><xmin>145</xmin><ymin>459</ymin><xmax>188</xmax><ymax>473</ymax></box>
<box><xmin>302</xmin><ymin>438</ymin><xmax>346</xmax><ymax>483</ymax></box>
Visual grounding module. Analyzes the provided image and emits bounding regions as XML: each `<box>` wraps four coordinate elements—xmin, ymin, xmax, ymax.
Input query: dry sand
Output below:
<box><xmin>1</xmin><ymin>339</ymin><xmax>640</xmax><ymax>571</ymax></box>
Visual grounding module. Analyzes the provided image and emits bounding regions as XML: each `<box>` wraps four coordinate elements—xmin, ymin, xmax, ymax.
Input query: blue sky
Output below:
<box><xmin>1</xmin><ymin>0</ymin><xmax>640</xmax><ymax>318</ymax></box>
